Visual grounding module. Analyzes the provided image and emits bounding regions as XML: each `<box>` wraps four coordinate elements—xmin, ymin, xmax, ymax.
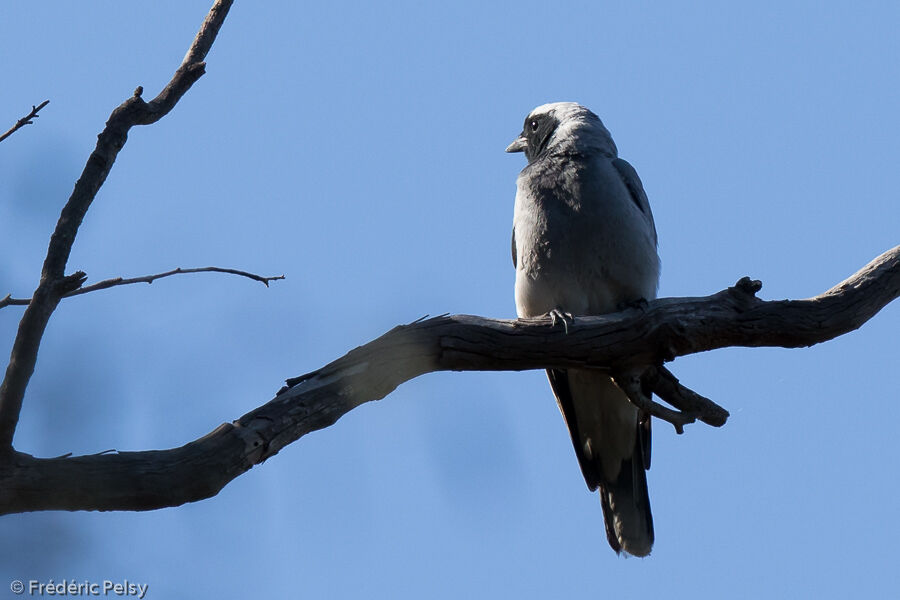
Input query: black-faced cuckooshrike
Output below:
<box><xmin>507</xmin><ymin>102</ymin><xmax>660</xmax><ymax>556</ymax></box>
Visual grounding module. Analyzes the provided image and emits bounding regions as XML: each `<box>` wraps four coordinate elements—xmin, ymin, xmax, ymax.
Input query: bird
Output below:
<box><xmin>506</xmin><ymin>102</ymin><xmax>660</xmax><ymax>556</ymax></box>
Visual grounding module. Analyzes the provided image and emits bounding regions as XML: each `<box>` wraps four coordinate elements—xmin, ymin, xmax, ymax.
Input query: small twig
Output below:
<box><xmin>0</xmin><ymin>266</ymin><xmax>284</xmax><ymax>309</ymax></box>
<box><xmin>0</xmin><ymin>100</ymin><xmax>50</xmax><ymax>144</ymax></box>
<box><xmin>87</xmin><ymin>448</ymin><xmax>118</xmax><ymax>457</ymax></box>
<box><xmin>70</xmin><ymin>266</ymin><xmax>284</xmax><ymax>294</ymax></box>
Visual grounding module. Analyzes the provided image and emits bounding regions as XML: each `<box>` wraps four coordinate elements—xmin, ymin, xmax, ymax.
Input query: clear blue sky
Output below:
<box><xmin>2</xmin><ymin>2</ymin><xmax>898</xmax><ymax>598</ymax></box>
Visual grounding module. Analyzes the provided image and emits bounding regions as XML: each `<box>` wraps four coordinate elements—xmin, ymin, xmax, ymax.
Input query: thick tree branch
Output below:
<box><xmin>0</xmin><ymin>245</ymin><xmax>896</xmax><ymax>514</ymax></box>
<box><xmin>0</xmin><ymin>267</ymin><xmax>284</xmax><ymax>309</ymax></box>
<box><xmin>0</xmin><ymin>100</ymin><xmax>50</xmax><ymax>144</ymax></box>
<box><xmin>0</xmin><ymin>1</ymin><xmax>233</xmax><ymax>451</ymax></box>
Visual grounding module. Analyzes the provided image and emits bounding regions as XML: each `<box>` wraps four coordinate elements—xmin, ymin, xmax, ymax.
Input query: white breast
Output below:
<box><xmin>512</xmin><ymin>155</ymin><xmax>659</xmax><ymax>319</ymax></box>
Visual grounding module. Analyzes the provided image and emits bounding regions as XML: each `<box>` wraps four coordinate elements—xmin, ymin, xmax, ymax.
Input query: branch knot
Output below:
<box><xmin>734</xmin><ymin>276</ymin><xmax>763</xmax><ymax>296</ymax></box>
<box><xmin>55</xmin><ymin>271</ymin><xmax>88</xmax><ymax>295</ymax></box>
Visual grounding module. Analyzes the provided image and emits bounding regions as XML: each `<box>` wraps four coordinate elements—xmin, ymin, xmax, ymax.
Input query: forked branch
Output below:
<box><xmin>0</xmin><ymin>0</ymin><xmax>234</xmax><ymax>450</ymax></box>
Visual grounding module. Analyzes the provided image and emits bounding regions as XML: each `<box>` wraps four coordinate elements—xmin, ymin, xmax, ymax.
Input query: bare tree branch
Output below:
<box><xmin>0</xmin><ymin>267</ymin><xmax>285</xmax><ymax>309</ymax></box>
<box><xmin>0</xmin><ymin>296</ymin><xmax>24</xmax><ymax>309</ymax></box>
<box><xmin>0</xmin><ymin>0</ymin><xmax>234</xmax><ymax>451</ymax></box>
<box><xmin>68</xmin><ymin>266</ymin><xmax>284</xmax><ymax>294</ymax></box>
<box><xmin>0</xmin><ymin>100</ymin><xmax>50</xmax><ymax>144</ymax></box>
<box><xmin>1</xmin><ymin>245</ymin><xmax>896</xmax><ymax>514</ymax></box>
<box><xmin>651</xmin><ymin>365</ymin><xmax>728</xmax><ymax>427</ymax></box>
<box><xmin>614</xmin><ymin>367</ymin><xmax>697</xmax><ymax>434</ymax></box>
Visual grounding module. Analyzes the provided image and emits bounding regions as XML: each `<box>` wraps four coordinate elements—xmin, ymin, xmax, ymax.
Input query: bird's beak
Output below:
<box><xmin>505</xmin><ymin>134</ymin><xmax>527</xmax><ymax>153</ymax></box>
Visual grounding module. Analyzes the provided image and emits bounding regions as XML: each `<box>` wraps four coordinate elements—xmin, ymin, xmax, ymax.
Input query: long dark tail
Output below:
<box><xmin>597</xmin><ymin>421</ymin><xmax>654</xmax><ymax>556</ymax></box>
<box><xmin>547</xmin><ymin>368</ymin><xmax>654</xmax><ymax>557</ymax></box>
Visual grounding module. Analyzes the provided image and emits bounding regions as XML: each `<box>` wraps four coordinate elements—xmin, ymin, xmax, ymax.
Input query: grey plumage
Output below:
<box><xmin>507</xmin><ymin>102</ymin><xmax>660</xmax><ymax>557</ymax></box>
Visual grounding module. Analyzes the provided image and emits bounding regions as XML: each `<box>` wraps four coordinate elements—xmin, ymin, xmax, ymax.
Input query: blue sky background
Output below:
<box><xmin>1</xmin><ymin>2</ymin><xmax>899</xmax><ymax>598</ymax></box>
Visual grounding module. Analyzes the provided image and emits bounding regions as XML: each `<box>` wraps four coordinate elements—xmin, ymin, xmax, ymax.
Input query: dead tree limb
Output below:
<box><xmin>0</xmin><ymin>100</ymin><xmax>50</xmax><ymax>144</ymax></box>
<box><xmin>0</xmin><ymin>0</ymin><xmax>234</xmax><ymax>450</ymax></box>
<box><xmin>0</xmin><ymin>267</ymin><xmax>285</xmax><ymax>309</ymax></box>
<box><xmin>0</xmin><ymin>0</ymin><xmax>896</xmax><ymax>519</ymax></box>
<box><xmin>0</xmin><ymin>245</ymin><xmax>896</xmax><ymax>514</ymax></box>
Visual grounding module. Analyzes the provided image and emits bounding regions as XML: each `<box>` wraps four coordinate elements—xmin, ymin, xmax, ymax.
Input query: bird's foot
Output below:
<box><xmin>548</xmin><ymin>308</ymin><xmax>574</xmax><ymax>334</ymax></box>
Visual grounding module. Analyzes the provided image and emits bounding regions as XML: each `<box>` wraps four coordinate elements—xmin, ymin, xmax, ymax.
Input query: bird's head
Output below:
<box><xmin>506</xmin><ymin>102</ymin><xmax>617</xmax><ymax>163</ymax></box>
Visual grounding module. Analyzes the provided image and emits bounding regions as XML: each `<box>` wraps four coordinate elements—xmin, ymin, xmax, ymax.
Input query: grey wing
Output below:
<box><xmin>511</xmin><ymin>226</ymin><xmax>517</xmax><ymax>268</ymax></box>
<box><xmin>612</xmin><ymin>157</ymin><xmax>658</xmax><ymax>247</ymax></box>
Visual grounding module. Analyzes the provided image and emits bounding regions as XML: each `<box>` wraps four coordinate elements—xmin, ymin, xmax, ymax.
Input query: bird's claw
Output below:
<box><xmin>548</xmin><ymin>308</ymin><xmax>574</xmax><ymax>334</ymax></box>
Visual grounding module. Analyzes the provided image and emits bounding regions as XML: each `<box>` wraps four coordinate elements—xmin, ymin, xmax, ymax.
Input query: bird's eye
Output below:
<box><xmin>530</xmin><ymin>120</ymin><xmax>539</xmax><ymax>132</ymax></box>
